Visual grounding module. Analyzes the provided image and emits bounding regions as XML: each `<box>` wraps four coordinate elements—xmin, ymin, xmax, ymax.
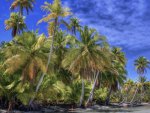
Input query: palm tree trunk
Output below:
<box><xmin>13</xmin><ymin>4</ymin><xmax>23</xmax><ymax>38</ymax></box>
<box><xmin>12</xmin><ymin>27</ymin><xmax>17</xmax><ymax>38</ymax></box>
<box><xmin>119</xmin><ymin>93</ymin><xmax>128</xmax><ymax>104</ymax></box>
<box><xmin>96</xmin><ymin>74</ymin><xmax>102</xmax><ymax>88</ymax></box>
<box><xmin>140</xmin><ymin>84</ymin><xmax>144</xmax><ymax>103</ymax></box>
<box><xmin>16</xmin><ymin>4</ymin><xmax>22</xmax><ymax>37</ymax></box>
<box><xmin>130</xmin><ymin>75</ymin><xmax>141</xmax><ymax>104</ymax></box>
<box><xmin>7</xmin><ymin>100</ymin><xmax>12</xmax><ymax>112</ymax></box>
<box><xmin>119</xmin><ymin>86</ymin><xmax>132</xmax><ymax>104</ymax></box>
<box><xmin>105</xmin><ymin>86</ymin><xmax>112</xmax><ymax>105</ymax></box>
<box><xmin>19</xmin><ymin>5</ymin><xmax>23</xmax><ymax>17</ymax></box>
<box><xmin>119</xmin><ymin>97</ymin><xmax>125</xmax><ymax>105</ymax></box>
<box><xmin>79</xmin><ymin>78</ymin><xmax>84</xmax><ymax>107</ymax></box>
<box><xmin>130</xmin><ymin>84</ymin><xmax>138</xmax><ymax>104</ymax></box>
<box><xmin>35</xmin><ymin>36</ymin><xmax>54</xmax><ymax>91</ymax></box>
<box><xmin>86</xmin><ymin>71</ymin><xmax>99</xmax><ymax>106</ymax></box>
<box><xmin>29</xmin><ymin>18</ymin><xmax>58</xmax><ymax>105</ymax></box>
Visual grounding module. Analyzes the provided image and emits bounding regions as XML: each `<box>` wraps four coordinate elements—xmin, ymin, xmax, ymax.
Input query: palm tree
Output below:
<box><xmin>38</xmin><ymin>0</ymin><xmax>71</xmax><ymax>28</ymax></box>
<box><xmin>5</xmin><ymin>12</ymin><xmax>26</xmax><ymax>37</ymax></box>
<box><xmin>10</xmin><ymin>0</ymin><xmax>35</xmax><ymax>16</ymax></box>
<box><xmin>111</xmin><ymin>47</ymin><xmax>126</xmax><ymax>65</ymax></box>
<box><xmin>62</xmin><ymin>17</ymin><xmax>81</xmax><ymax>35</ymax></box>
<box><xmin>120</xmin><ymin>79</ymin><xmax>134</xmax><ymax>104</ymax></box>
<box><xmin>51</xmin><ymin>30</ymin><xmax>74</xmax><ymax>84</ymax></box>
<box><xmin>104</xmin><ymin>62</ymin><xmax>126</xmax><ymax>105</ymax></box>
<box><xmin>62</xmin><ymin>26</ymin><xmax>111</xmax><ymax>106</ymax></box>
<box><xmin>139</xmin><ymin>76</ymin><xmax>147</xmax><ymax>102</ymax></box>
<box><xmin>130</xmin><ymin>56</ymin><xmax>150</xmax><ymax>104</ymax></box>
<box><xmin>105</xmin><ymin>47</ymin><xmax>127</xmax><ymax>105</ymax></box>
<box><xmin>53</xmin><ymin>31</ymin><xmax>68</xmax><ymax>68</ymax></box>
<box><xmin>29</xmin><ymin>0</ymin><xmax>71</xmax><ymax>105</ymax></box>
<box><xmin>134</xmin><ymin>56</ymin><xmax>150</xmax><ymax>77</ymax></box>
<box><xmin>69</xmin><ymin>17</ymin><xmax>81</xmax><ymax>35</ymax></box>
<box><xmin>3</xmin><ymin>31</ymin><xmax>48</xmax><ymax>81</ymax></box>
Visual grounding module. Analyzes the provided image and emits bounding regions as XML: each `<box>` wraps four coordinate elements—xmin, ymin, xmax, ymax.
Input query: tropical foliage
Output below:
<box><xmin>1</xmin><ymin>0</ymin><xmax>150</xmax><ymax>112</ymax></box>
<box><xmin>5</xmin><ymin>12</ymin><xmax>26</xmax><ymax>37</ymax></box>
<box><xmin>10</xmin><ymin>0</ymin><xmax>35</xmax><ymax>16</ymax></box>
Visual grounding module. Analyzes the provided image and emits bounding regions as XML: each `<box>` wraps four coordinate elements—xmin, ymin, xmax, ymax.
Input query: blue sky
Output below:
<box><xmin>0</xmin><ymin>0</ymin><xmax>150</xmax><ymax>81</ymax></box>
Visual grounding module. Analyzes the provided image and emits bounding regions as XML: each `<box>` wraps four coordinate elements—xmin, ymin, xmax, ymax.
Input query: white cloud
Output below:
<box><xmin>65</xmin><ymin>0</ymin><xmax>150</xmax><ymax>53</ymax></box>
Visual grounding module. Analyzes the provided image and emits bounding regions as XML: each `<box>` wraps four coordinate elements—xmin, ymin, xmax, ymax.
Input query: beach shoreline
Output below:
<box><xmin>0</xmin><ymin>103</ymin><xmax>149</xmax><ymax>113</ymax></box>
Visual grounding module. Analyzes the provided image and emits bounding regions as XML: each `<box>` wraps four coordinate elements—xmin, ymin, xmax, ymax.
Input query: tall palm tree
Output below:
<box><xmin>130</xmin><ymin>56</ymin><xmax>150</xmax><ymax>104</ymax></box>
<box><xmin>62</xmin><ymin>26</ymin><xmax>111</xmax><ymax>106</ymax></box>
<box><xmin>5</xmin><ymin>13</ymin><xmax>26</xmax><ymax>37</ymax></box>
<box><xmin>134</xmin><ymin>56</ymin><xmax>150</xmax><ymax>77</ymax></box>
<box><xmin>62</xmin><ymin>17</ymin><xmax>81</xmax><ymax>35</ymax></box>
<box><xmin>70</xmin><ymin>17</ymin><xmax>81</xmax><ymax>35</ymax></box>
<box><xmin>29</xmin><ymin>0</ymin><xmax>71</xmax><ymax>105</ymax></box>
<box><xmin>52</xmin><ymin>30</ymin><xmax>73</xmax><ymax>84</ymax></box>
<box><xmin>38</xmin><ymin>0</ymin><xmax>71</xmax><ymax>27</ymax></box>
<box><xmin>86</xmin><ymin>47</ymin><xmax>125</xmax><ymax>106</ymax></box>
<box><xmin>105</xmin><ymin>47</ymin><xmax>127</xmax><ymax>105</ymax></box>
<box><xmin>104</xmin><ymin>61</ymin><xmax>126</xmax><ymax>105</ymax></box>
<box><xmin>3</xmin><ymin>31</ymin><xmax>48</xmax><ymax>81</ymax></box>
<box><xmin>10</xmin><ymin>0</ymin><xmax>35</xmax><ymax>16</ymax></box>
<box><xmin>112</xmin><ymin>47</ymin><xmax>126</xmax><ymax>65</ymax></box>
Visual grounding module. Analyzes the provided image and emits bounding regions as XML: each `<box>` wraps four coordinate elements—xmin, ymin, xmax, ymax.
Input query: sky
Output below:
<box><xmin>0</xmin><ymin>0</ymin><xmax>150</xmax><ymax>81</ymax></box>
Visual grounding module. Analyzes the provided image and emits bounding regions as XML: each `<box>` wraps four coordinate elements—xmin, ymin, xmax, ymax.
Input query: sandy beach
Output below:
<box><xmin>0</xmin><ymin>105</ymin><xmax>150</xmax><ymax>113</ymax></box>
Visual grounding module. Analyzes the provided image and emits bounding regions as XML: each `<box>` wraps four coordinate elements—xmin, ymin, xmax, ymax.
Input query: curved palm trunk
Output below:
<box><xmin>79</xmin><ymin>78</ymin><xmax>84</xmax><ymax>107</ymax></box>
<box><xmin>119</xmin><ymin>94</ymin><xmax>127</xmax><ymax>104</ymax></box>
<box><xmin>130</xmin><ymin>84</ymin><xmax>138</xmax><ymax>104</ymax></box>
<box><xmin>119</xmin><ymin>86</ymin><xmax>132</xmax><ymax>104</ymax></box>
<box><xmin>96</xmin><ymin>74</ymin><xmax>102</xmax><ymax>89</ymax></box>
<box><xmin>29</xmin><ymin>18</ymin><xmax>58</xmax><ymax>105</ymax></box>
<box><xmin>140</xmin><ymin>84</ymin><xmax>144</xmax><ymax>102</ymax></box>
<box><xmin>138</xmin><ymin>83</ymin><xmax>144</xmax><ymax>103</ymax></box>
<box><xmin>130</xmin><ymin>75</ymin><xmax>142</xmax><ymax>104</ymax></box>
<box><xmin>35</xmin><ymin>34</ymin><xmax>54</xmax><ymax>90</ymax></box>
<box><xmin>86</xmin><ymin>71</ymin><xmax>99</xmax><ymax>106</ymax></box>
<box><xmin>105</xmin><ymin>86</ymin><xmax>112</xmax><ymax>105</ymax></box>
<box><xmin>119</xmin><ymin>97</ymin><xmax>125</xmax><ymax>105</ymax></box>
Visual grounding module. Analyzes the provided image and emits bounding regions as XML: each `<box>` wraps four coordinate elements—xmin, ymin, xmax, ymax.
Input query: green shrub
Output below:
<box><xmin>94</xmin><ymin>88</ymin><xmax>107</xmax><ymax>103</ymax></box>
